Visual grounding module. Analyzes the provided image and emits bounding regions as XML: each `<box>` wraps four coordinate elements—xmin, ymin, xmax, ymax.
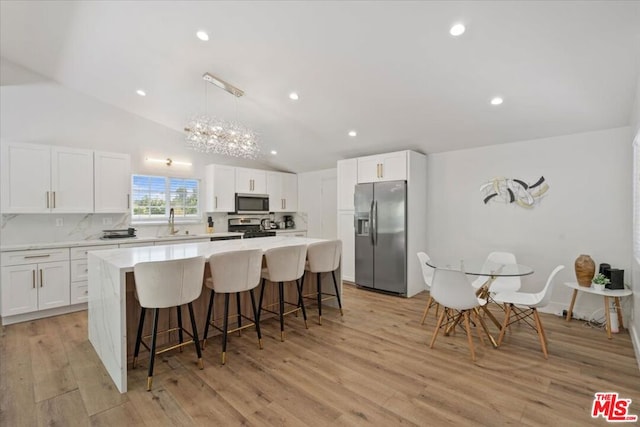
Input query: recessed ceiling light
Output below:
<box><xmin>348</xmin><ymin>130</ymin><xmax>357</xmax><ymax>137</ymax></box>
<box><xmin>449</xmin><ymin>23</ymin><xmax>466</xmax><ymax>37</ymax></box>
<box><xmin>270</xmin><ymin>150</ymin><xmax>277</xmax><ymax>155</ymax></box>
<box><xmin>289</xmin><ymin>92</ymin><xmax>299</xmax><ymax>101</ymax></box>
<box><xmin>490</xmin><ymin>97</ymin><xmax>504</xmax><ymax>106</ymax></box>
<box><xmin>196</xmin><ymin>31</ymin><xmax>209</xmax><ymax>41</ymax></box>
<box><xmin>136</xmin><ymin>89</ymin><xmax>146</xmax><ymax>97</ymax></box>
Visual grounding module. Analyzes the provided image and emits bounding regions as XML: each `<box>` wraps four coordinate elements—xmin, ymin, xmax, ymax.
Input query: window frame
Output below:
<box><xmin>130</xmin><ymin>174</ymin><xmax>202</xmax><ymax>224</ymax></box>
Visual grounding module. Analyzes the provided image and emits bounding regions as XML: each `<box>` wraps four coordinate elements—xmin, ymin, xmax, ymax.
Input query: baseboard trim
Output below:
<box><xmin>1</xmin><ymin>303</ymin><xmax>87</xmax><ymax>326</ymax></box>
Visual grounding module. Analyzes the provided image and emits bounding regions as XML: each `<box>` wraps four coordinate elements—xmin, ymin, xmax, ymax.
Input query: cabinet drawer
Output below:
<box><xmin>70</xmin><ymin>245</ymin><xmax>118</xmax><ymax>261</ymax></box>
<box><xmin>71</xmin><ymin>259</ymin><xmax>88</xmax><ymax>282</ymax></box>
<box><xmin>71</xmin><ymin>281</ymin><xmax>88</xmax><ymax>304</ymax></box>
<box><xmin>1</xmin><ymin>248</ymin><xmax>69</xmax><ymax>266</ymax></box>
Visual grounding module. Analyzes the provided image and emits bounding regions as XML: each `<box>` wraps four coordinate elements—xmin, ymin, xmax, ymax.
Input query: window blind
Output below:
<box><xmin>132</xmin><ymin>175</ymin><xmax>200</xmax><ymax>221</ymax></box>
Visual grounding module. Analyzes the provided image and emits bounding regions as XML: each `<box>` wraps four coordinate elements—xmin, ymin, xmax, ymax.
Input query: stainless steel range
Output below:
<box><xmin>228</xmin><ymin>218</ymin><xmax>276</xmax><ymax>239</ymax></box>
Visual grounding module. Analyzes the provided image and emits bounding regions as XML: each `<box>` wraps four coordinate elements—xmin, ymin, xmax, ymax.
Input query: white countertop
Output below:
<box><xmin>89</xmin><ymin>235</ymin><xmax>323</xmax><ymax>271</ymax></box>
<box><xmin>0</xmin><ymin>232</ymin><xmax>244</xmax><ymax>252</ymax></box>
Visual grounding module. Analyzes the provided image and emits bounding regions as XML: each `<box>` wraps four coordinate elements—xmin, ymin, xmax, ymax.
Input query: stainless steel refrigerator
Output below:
<box><xmin>354</xmin><ymin>180</ymin><xmax>407</xmax><ymax>294</ymax></box>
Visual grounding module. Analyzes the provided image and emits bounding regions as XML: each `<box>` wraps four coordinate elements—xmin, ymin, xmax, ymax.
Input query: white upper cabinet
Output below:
<box><xmin>337</xmin><ymin>158</ymin><xmax>358</xmax><ymax>210</ymax></box>
<box><xmin>205</xmin><ymin>164</ymin><xmax>236</xmax><ymax>212</ymax></box>
<box><xmin>1</xmin><ymin>142</ymin><xmax>51</xmax><ymax>213</ymax></box>
<box><xmin>51</xmin><ymin>147</ymin><xmax>94</xmax><ymax>213</ymax></box>
<box><xmin>236</xmin><ymin>167</ymin><xmax>266</xmax><ymax>194</ymax></box>
<box><xmin>267</xmin><ymin>171</ymin><xmax>297</xmax><ymax>212</ymax></box>
<box><xmin>1</xmin><ymin>142</ymin><xmax>93</xmax><ymax>213</ymax></box>
<box><xmin>94</xmin><ymin>151</ymin><xmax>131</xmax><ymax>213</ymax></box>
<box><xmin>357</xmin><ymin>151</ymin><xmax>407</xmax><ymax>183</ymax></box>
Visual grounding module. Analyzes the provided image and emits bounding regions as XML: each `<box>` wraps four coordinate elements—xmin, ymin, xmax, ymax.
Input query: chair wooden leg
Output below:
<box><xmin>532</xmin><ymin>309</ymin><xmax>548</xmax><ymax>359</ymax></box>
<box><xmin>420</xmin><ymin>296</ymin><xmax>433</xmax><ymax>325</ymax></box>
<box><xmin>331</xmin><ymin>271</ymin><xmax>343</xmax><ymax>316</ymax></box>
<box><xmin>222</xmin><ymin>294</ymin><xmax>229</xmax><ymax>364</ymax></box>
<box><xmin>463</xmin><ymin>311</ymin><xmax>476</xmax><ymax>361</ymax></box>
<box><xmin>498</xmin><ymin>303</ymin><xmax>512</xmax><ymax>346</ymax></box>
<box><xmin>473</xmin><ymin>310</ymin><xmax>485</xmax><ymax>345</ymax></box>
<box><xmin>187</xmin><ymin>302</ymin><xmax>204</xmax><ymax>369</ymax></box>
<box><xmin>249</xmin><ymin>289</ymin><xmax>263</xmax><ymax>349</ymax></box>
<box><xmin>202</xmin><ymin>289</ymin><xmax>215</xmax><ymax>349</ymax></box>
<box><xmin>430</xmin><ymin>308</ymin><xmax>446</xmax><ymax>348</ymax></box>
<box><xmin>146</xmin><ymin>308</ymin><xmax>160</xmax><ymax>391</ymax></box>
<box><xmin>133</xmin><ymin>307</ymin><xmax>146</xmax><ymax>368</ymax></box>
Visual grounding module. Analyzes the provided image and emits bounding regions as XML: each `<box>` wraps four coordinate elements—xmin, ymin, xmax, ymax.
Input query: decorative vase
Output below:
<box><xmin>592</xmin><ymin>283</ymin><xmax>605</xmax><ymax>292</ymax></box>
<box><xmin>575</xmin><ymin>254</ymin><xmax>595</xmax><ymax>287</ymax></box>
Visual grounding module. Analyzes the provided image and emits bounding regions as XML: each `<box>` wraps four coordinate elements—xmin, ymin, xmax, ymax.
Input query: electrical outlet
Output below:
<box><xmin>102</xmin><ymin>217</ymin><xmax>112</xmax><ymax>226</ymax></box>
<box><xmin>55</xmin><ymin>218</ymin><xmax>63</xmax><ymax>227</ymax></box>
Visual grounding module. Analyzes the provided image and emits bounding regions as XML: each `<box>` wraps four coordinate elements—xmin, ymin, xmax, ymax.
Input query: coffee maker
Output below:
<box><xmin>283</xmin><ymin>215</ymin><xmax>295</xmax><ymax>229</ymax></box>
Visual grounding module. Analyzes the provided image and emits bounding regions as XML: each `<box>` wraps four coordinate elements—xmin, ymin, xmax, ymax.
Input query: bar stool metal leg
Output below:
<box><xmin>257</xmin><ymin>278</ymin><xmax>266</xmax><ymax>322</ymax></box>
<box><xmin>147</xmin><ymin>308</ymin><xmax>160</xmax><ymax>391</ymax></box>
<box><xmin>236</xmin><ymin>293</ymin><xmax>242</xmax><ymax>337</ymax></box>
<box><xmin>176</xmin><ymin>305</ymin><xmax>184</xmax><ymax>352</ymax></box>
<box><xmin>297</xmin><ymin>279</ymin><xmax>308</xmax><ymax>328</ymax></box>
<box><xmin>222</xmin><ymin>294</ymin><xmax>230</xmax><ymax>364</ymax></box>
<box><xmin>202</xmin><ymin>289</ymin><xmax>215</xmax><ymax>349</ymax></box>
<box><xmin>317</xmin><ymin>272</ymin><xmax>322</xmax><ymax>325</ymax></box>
<box><xmin>331</xmin><ymin>271</ymin><xmax>344</xmax><ymax>315</ymax></box>
<box><xmin>249</xmin><ymin>289</ymin><xmax>263</xmax><ymax>349</ymax></box>
<box><xmin>133</xmin><ymin>307</ymin><xmax>146</xmax><ymax>368</ymax></box>
<box><xmin>279</xmin><ymin>281</ymin><xmax>285</xmax><ymax>341</ymax></box>
<box><xmin>187</xmin><ymin>302</ymin><xmax>204</xmax><ymax>369</ymax></box>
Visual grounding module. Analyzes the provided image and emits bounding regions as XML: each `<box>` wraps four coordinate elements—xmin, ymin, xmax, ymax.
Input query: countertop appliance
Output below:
<box><xmin>101</xmin><ymin>228</ymin><xmax>136</xmax><ymax>239</ymax></box>
<box><xmin>228</xmin><ymin>218</ymin><xmax>276</xmax><ymax>239</ymax></box>
<box><xmin>261</xmin><ymin>218</ymin><xmax>272</xmax><ymax>230</ymax></box>
<box><xmin>283</xmin><ymin>215</ymin><xmax>295</xmax><ymax>229</ymax></box>
<box><xmin>235</xmin><ymin>193</ymin><xmax>269</xmax><ymax>214</ymax></box>
<box><xmin>355</xmin><ymin>181</ymin><xmax>407</xmax><ymax>294</ymax></box>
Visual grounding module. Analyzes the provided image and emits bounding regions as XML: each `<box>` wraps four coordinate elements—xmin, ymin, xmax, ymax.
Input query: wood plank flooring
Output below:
<box><xmin>1</xmin><ymin>284</ymin><xmax>639</xmax><ymax>426</ymax></box>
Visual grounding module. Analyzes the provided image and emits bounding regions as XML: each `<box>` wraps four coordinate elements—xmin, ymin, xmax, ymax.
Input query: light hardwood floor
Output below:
<box><xmin>1</xmin><ymin>284</ymin><xmax>639</xmax><ymax>426</ymax></box>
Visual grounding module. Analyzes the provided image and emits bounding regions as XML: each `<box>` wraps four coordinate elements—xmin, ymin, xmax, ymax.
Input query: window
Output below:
<box><xmin>131</xmin><ymin>175</ymin><xmax>200</xmax><ymax>222</ymax></box>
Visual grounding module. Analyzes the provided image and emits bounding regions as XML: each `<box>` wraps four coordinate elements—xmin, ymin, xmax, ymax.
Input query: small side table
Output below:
<box><xmin>564</xmin><ymin>282</ymin><xmax>633</xmax><ymax>339</ymax></box>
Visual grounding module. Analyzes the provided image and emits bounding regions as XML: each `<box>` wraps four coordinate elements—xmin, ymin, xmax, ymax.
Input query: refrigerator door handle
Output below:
<box><xmin>372</xmin><ymin>200</ymin><xmax>378</xmax><ymax>246</ymax></box>
<box><xmin>370</xmin><ymin>200</ymin><xmax>375</xmax><ymax>245</ymax></box>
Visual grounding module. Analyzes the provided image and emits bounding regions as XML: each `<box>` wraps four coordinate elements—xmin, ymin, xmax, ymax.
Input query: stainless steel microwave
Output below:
<box><xmin>235</xmin><ymin>193</ymin><xmax>269</xmax><ymax>214</ymax></box>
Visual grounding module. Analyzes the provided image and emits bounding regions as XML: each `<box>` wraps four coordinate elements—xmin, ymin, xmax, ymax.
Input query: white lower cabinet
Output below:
<box><xmin>70</xmin><ymin>245</ymin><xmax>118</xmax><ymax>304</ymax></box>
<box><xmin>1</xmin><ymin>249</ymin><xmax>71</xmax><ymax>317</ymax></box>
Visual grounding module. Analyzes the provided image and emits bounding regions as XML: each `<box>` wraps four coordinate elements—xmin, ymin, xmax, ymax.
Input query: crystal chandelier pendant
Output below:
<box><xmin>184</xmin><ymin>73</ymin><xmax>261</xmax><ymax>159</ymax></box>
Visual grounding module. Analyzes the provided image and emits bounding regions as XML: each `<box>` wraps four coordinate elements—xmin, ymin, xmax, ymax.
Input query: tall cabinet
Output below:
<box><xmin>337</xmin><ymin>150</ymin><xmax>427</xmax><ymax>297</ymax></box>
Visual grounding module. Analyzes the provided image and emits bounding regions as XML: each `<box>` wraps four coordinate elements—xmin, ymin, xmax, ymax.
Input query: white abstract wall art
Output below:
<box><xmin>480</xmin><ymin>176</ymin><xmax>549</xmax><ymax>208</ymax></box>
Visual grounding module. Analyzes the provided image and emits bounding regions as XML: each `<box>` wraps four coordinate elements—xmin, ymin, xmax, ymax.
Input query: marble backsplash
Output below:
<box><xmin>0</xmin><ymin>212</ymin><xmax>308</xmax><ymax>246</ymax></box>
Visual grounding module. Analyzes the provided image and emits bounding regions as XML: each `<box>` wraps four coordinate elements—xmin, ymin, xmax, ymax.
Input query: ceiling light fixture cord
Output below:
<box><xmin>184</xmin><ymin>73</ymin><xmax>261</xmax><ymax>159</ymax></box>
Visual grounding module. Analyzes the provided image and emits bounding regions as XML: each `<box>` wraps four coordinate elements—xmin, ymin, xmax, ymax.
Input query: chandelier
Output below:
<box><xmin>184</xmin><ymin>73</ymin><xmax>261</xmax><ymax>159</ymax></box>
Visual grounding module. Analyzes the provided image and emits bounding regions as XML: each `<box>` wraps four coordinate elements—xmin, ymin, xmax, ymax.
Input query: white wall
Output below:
<box><xmin>426</xmin><ymin>127</ymin><xmax>633</xmax><ymax>321</ymax></box>
<box><xmin>297</xmin><ymin>168</ymin><xmax>337</xmax><ymax>239</ymax></box>
<box><xmin>0</xmin><ymin>58</ymin><xmax>270</xmax><ymax>243</ymax></box>
<box><xmin>631</xmin><ymin>70</ymin><xmax>640</xmax><ymax>364</ymax></box>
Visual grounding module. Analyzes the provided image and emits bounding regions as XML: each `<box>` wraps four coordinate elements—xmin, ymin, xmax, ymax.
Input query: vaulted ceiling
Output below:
<box><xmin>1</xmin><ymin>1</ymin><xmax>639</xmax><ymax>172</ymax></box>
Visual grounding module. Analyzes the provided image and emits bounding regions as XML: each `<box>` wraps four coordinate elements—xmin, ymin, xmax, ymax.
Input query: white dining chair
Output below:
<box><xmin>429</xmin><ymin>268</ymin><xmax>487</xmax><ymax>361</ymax></box>
<box><xmin>493</xmin><ymin>265</ymin><xmax>565</xmax><ymax>359</ymax></box>
<box><xmin>132</xmin><ymin>256</ymin><xmax>206</xmax><ymax>391</ymax></box>
<box><xmin>471</xmin><ymin>251</ymin><xmax>522</xmax><ymax>293</ymax></box>
<box><xmin>416</xmin><ymin>252</ymin><xmax>439</xmax><ymax>324</ymax></box>
<box><xmin>202</xmin><ymin>249</ymin><xmax>264</xmax><ymax>364</ymax></box>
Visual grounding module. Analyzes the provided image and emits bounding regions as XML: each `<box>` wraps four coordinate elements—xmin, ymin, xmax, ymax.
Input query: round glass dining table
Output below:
<box><xmin>424</xmin><ymin>258</ymin><xmax>534</xmax><ymax>348</ymax></box>
<box><xmin>425</xmin><ymin>259</ymin><xmax>534</xmax><ymax>278</ymax></box>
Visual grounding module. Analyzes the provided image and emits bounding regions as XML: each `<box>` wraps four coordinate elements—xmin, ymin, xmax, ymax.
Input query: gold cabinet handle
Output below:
<box><xmin>24</xmin><ymin>254</ymin><xmax>51</xmax><ymax>259</ymax></box>
<box><xmin>46</xmin><ymin>191</ymin><xmax>50</xmax><ymax>208</ymax></box>
<box><xmin>39</xmin><ymin>269</ymin><xmax>43</xmax><ymax>288</ymax></box>
<box><xmin>380</xmin><ymin>164</ymin><xmax>383</xmax><ymax>178</ymax></box>
<box><xmin>53</xmin><ymin>191</ymin><xmax>56</xmax><ymax>208</ymax></box>
<box><xmin>214</xmin><ymin>196</ymin><xmax>218</xmax><ymax>209</ymax></box>
<box><xmin>32</xmin><ymin>270</ymin><xmax>36</xmax><ymax>289</ymax></box>
<box><xmin>127</xmin><ymin>194</ymin><xmax>130</xmax><ymax>209</ymax></box>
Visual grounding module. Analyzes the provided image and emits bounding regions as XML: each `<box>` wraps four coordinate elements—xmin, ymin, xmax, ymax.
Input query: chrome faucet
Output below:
<box><xmin>168</xmin><ymin>208</ymin><xmax>179</xmax><ymax>235</ymax></box>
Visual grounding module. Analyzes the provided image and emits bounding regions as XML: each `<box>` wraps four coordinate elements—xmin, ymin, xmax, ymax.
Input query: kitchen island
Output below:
<box><xmin>88</xmin><ymin>236</ymin><xmax>337</xmax><ymax>393</ymax></box>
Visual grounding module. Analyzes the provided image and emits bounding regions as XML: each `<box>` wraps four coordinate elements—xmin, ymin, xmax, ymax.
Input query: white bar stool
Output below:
<box><xmin>202</xmin><ymin>249</ymin><xmax>264</xmax><ymax>364</ymax></box>
<box><xmin>301</xmin><ymin>240</ymin><xmax>343</xmax><ymax>325</ymax></box>
<box><xmin>258</xmin><ymin>244</ymin><xmax>308</xmax><ymax>342</ymax></box>
<box><xmin>132</xmin><ymin>256</ymin><xmax>206</xmax><ymax>391</ymax></box>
